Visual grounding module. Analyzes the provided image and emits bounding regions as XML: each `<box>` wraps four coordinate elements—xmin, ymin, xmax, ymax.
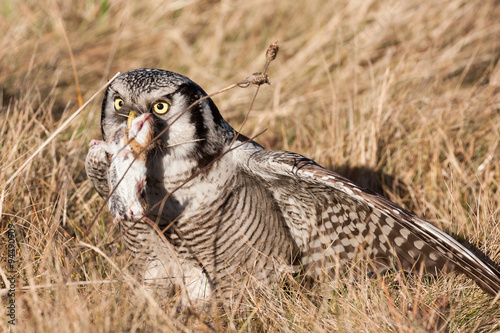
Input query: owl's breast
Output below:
<box><xmin>145</xmin><ymin>150</ymin><xmax>237</xmax><ymax>222</ymax></box>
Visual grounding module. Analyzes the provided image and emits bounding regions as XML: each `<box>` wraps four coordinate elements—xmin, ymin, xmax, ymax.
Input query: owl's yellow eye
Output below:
<box><xmin>153</xmin><ymin>102</ymin><xmax>169</xmax><ymax>114</ymax></box>
<box><xmin>114</xmin><ymin>98</ymin><xmax>124</xmax><ymax>110</ymax></box>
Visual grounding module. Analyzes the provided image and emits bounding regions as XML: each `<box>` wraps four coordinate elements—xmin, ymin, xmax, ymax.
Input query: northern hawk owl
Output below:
<box><xmin>86</xmin><ymin>68</ymin><xmax>500</xmax><ymax>302</ymax></box>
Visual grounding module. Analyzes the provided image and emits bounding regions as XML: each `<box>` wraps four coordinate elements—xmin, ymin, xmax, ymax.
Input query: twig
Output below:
<box><xmin>233</xmin><ymin>41</ymin><xmax>279</xmax><ymax>146</ymax></box>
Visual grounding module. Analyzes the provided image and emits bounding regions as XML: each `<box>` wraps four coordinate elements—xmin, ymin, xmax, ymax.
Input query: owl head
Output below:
<box><xmin>101</xmin><ymin>69</ymin><xmax>234</xmax><ymax>166</ymax></box>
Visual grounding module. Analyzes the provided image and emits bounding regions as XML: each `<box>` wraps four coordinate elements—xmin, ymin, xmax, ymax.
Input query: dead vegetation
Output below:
<box><xmin>1</xmin><ymin>0</ymin><xmax>500</xmax><ymax>331</ymax></box>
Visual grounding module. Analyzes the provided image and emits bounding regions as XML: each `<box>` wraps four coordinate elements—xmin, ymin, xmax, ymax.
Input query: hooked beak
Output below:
<box><xmin>127</xmin><ymin>110</ymin><xmax>136</xmax><ymax>129</ymax></box>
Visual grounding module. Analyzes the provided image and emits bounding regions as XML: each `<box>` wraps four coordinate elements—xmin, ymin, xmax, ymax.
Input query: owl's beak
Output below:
<box><xmin>127</xmin><ymin>110</ymin><xmax>136</xmax><ymax>129</ymax></box>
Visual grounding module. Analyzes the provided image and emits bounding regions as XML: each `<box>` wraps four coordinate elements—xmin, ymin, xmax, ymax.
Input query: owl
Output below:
<box><xmin>86</xmin><ymin>68</ymin><xmax>500</xmax><ymax>303</ymax></box>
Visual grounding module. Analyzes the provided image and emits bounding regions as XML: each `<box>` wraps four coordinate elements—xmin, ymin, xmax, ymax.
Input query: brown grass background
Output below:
<box><xmin>1</xmin><ymin>0</ymin><xmax>500</xmax><ymax>331</ymax></box>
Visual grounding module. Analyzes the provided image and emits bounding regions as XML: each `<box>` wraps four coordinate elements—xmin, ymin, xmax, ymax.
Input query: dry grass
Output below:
<box><xmin>1</xmin><ymin>0</ymin><xmax>500</xmax><ymax>331</ymax></box>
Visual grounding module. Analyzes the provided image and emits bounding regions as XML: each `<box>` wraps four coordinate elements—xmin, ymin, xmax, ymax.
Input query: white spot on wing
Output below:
<box><xmin>382</xmin><ymin>225</ymin><xmax>392</xmax><ymax>235</ymax></box>
<box><xmin>334</xmin><ymin>244</ymin><xmax>345</xmax><ymax>253</ymax></box>
<box><xmin>399</xmin><ymin>228</ymin><xmax>410</xmax><ymax>239</ymax></box>
<box><xmin>414</xmin><ymin>240</ymin><xmax>424</xmax><ymax>250</ymax></box>
<box><xmin>394</xmin><ymin>237</ymin><xmax>404</xmax><ymax>247</ymax></box>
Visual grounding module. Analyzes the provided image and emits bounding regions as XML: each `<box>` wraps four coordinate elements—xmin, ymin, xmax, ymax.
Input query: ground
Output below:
<box><xmin>0</xmin><ymin>0</ymin><xmax>499</xmax><ymax>331</ymax></box>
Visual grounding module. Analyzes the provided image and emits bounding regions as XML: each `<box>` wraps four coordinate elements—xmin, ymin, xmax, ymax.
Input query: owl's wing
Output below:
<box><xmin>238</xmin><ymin>148</ymin><xmax>500</xmax><ymax>295</ymax></box>
<box><xmin>85</xmin><ymin>143</ymin><xmax>110</xmax><ymax>198</ymax></box>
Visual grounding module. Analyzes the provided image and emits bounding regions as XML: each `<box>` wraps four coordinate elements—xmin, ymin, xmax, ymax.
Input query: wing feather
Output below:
<box><xmin>238</xmin><ymin>148</ymin><xmax>500</xmax><ymax>295</ymax></box>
